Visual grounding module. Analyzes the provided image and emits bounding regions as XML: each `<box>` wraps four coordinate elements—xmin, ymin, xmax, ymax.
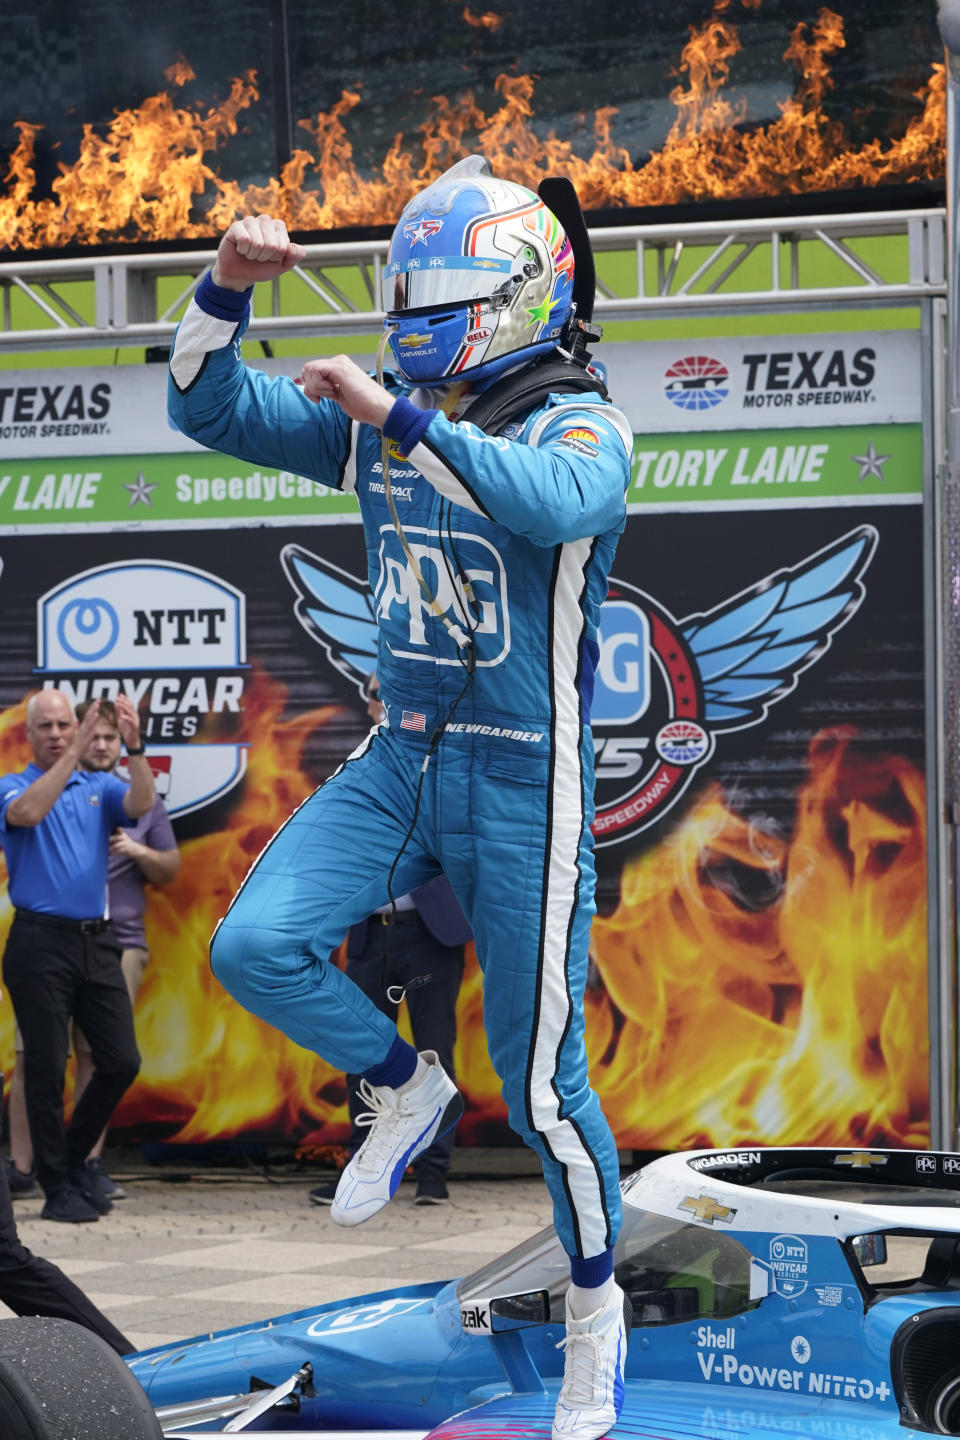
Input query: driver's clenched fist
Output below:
<box><xmin>212</xmin><ymin>214</ymin><xmax>307</xmax><ymax>292</ymax></box>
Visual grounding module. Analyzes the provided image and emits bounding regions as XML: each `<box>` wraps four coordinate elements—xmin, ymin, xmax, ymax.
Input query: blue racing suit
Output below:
<box><xmin>168</xmin><ymin>275</ymin><xmax>633</xmax><ymax>1262</ymax></box>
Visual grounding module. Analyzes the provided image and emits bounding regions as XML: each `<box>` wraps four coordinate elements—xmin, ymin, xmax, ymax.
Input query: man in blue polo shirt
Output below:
<box><xmin>0</xmin><ymin>689</ymin><xmax>155</xmax><ymax>1223</ymax></box>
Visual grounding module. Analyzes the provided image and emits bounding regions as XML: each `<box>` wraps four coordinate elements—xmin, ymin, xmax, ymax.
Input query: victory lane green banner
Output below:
<box><xmin>628</xmin><ymin>424</ymin><xmax>921</xmax><ymax>505</ymax></box>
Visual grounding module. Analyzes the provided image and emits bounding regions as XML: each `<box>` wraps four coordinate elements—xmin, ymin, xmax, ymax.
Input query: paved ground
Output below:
<box><xmin>1</xmin><ymin>1148</ymin><xmax>555</xmax><ymax>1354</ymax></box>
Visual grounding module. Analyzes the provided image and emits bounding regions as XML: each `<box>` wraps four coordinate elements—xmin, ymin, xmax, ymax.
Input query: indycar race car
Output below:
<box><xmin>6</xmin><ymin>1146</ymin><xmax>960</xmax><ymax>1438</ymax></box>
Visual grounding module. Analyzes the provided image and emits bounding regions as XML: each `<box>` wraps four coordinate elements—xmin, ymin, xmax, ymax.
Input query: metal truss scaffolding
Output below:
<box><xmin>0</xmin><ymin>207</ymin><xmax>947</xmax><ymax>352</ymax></box>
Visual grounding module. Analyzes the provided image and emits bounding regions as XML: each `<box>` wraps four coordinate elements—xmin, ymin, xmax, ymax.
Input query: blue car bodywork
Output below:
<box><xmin>130</xmin><ymin>1147</ymin><xmax>960</xmax><ymax>1436</ymax></box>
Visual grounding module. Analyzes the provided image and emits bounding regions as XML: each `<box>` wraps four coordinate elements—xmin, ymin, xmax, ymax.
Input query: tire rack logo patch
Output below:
<box><xmin>591</xmin><ymin>525</ymin><xmax>877</xmax><ymax>846</ymax></box>
<box><xmin>664</xmin><ymin>355</ymin><xmax>730</xmax><ymax>412</ymax></box>
<box><xmin>36</xmin><ymin>560</ymin><xmax>248</xmax><ymax>818</ymax></box>
<box><xmin>281</xmin><ymin>525</ymin><xmax>877</xmax><ymax>848</ymax></box>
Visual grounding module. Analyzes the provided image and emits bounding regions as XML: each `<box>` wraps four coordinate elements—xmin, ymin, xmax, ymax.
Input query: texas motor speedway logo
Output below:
<box><xmin>282</xmin><ymin>526</ymin><xmax>877</xmax><ymax>848</ymax></box>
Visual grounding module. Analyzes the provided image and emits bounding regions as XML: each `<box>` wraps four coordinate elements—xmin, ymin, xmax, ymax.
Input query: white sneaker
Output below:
<box><xmin>330</xmin><ymin>1051</ymin><xmax>463</xmax><ymax>1228</ymax></box>
<box><xmin>552</xmin><ymin>1282</ymin><xmax>631</xmax><ymax>1440</ymax></box>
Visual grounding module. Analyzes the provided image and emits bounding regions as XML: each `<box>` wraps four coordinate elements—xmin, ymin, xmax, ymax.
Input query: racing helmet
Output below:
<box><xmin>382</xmin><ymin>156</ymin><xmax>575</xmax><ymax>387</ymax></box>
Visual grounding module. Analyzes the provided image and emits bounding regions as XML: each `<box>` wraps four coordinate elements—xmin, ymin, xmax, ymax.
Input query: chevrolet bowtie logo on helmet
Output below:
<box><xmin>679</xmin><ymin>1194</ymin><xmax>737</xmax><ymax>1225</ymax></box>
<box><xmin>834</xmin><ymin>1152</ymin><xmax>889</xmax><ymax>1168</ymax></box>
<box><xmin>398</xmin><ymin>333</ymin><xmax>434</xmax><ymax>348</ymax></box>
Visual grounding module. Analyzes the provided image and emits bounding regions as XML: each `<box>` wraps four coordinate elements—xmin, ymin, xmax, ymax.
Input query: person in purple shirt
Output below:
<box><xmin>6</xmin><ymin>699</ymin><xmax>180</xmax><ymax>1210</ymax></box>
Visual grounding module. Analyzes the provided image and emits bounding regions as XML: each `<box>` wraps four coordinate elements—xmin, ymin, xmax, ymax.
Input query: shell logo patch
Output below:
<box><xmin>558</xmin><ymin>425</ymin><xmax>601</xmax><ymax>458</ymax></box>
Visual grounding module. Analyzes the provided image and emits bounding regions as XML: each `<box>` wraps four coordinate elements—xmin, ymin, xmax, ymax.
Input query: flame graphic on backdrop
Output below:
<box><xmin>590</xmin><ymin>727</ymin><xmax>928</xmax><ymax>1150</ymax></box>
<box><xmin>0</xmin><ymin>682</ymin><xmax>928</xmax><ymax>1151</ymax></box>
<box><xmin>0</xmin><ymin>1</ymin><xmax>944</xmax><ymax>250</ymax></box>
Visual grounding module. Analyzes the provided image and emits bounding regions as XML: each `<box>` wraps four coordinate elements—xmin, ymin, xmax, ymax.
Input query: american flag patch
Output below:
<box><xmin>400</xmin><ymin>710</ymin><xmax>427</xmax><ymax>732</ymax></box>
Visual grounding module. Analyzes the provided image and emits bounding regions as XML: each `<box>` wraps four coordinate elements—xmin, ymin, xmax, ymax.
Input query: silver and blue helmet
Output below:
<box><xmin>382</xmin><ymin>156</ymin><xmax>576</xmax><ymax>387</ymax></box>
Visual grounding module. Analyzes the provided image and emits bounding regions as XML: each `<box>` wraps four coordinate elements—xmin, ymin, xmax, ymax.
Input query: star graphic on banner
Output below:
<box><xmin>123</xmin><ymin>470</ymin><xmax>158</xmax><ymax>507</ymax></box>
<box><xmin>850</xmin><ymin>440</ymin><xmax>891</xmax><ymax>482</ymax></box>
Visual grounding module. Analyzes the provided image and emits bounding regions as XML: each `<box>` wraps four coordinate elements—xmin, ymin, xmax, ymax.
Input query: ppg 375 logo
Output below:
<box><xmin>281</xmin><ymin>525</ymin><xmax>877</xmax><ymax>847</ymax></box>
<box><xmin>589</xmin><ymin>525</ymin><xmax>877</xmax><ymax>844</ymax></box>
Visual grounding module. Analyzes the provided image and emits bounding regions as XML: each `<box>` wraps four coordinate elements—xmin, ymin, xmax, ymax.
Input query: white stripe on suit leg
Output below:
<box><xmin>529</xmin><ymin>535</ymin><xmax>609</xmax><ymax>1258</ymax></box>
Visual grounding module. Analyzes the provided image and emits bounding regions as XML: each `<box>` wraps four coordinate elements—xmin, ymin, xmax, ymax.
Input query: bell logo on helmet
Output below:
<box><xmin>464</xmin><ymin>327</ymin><xmax>493</xmax><ymax>345</ymax></box>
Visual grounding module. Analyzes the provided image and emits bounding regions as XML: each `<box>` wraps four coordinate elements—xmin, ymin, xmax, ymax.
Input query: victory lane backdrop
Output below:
<box><xmin>0</xmin><ymin>491</ymin><xmax>928</xmax><ymax>1153</ymax></box>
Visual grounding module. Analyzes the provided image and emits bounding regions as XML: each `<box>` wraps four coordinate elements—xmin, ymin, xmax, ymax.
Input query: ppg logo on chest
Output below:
<box><xmin>374</xmin><ymin>524</ymin><xmax>509</xmax><ymax>665</ymax></box>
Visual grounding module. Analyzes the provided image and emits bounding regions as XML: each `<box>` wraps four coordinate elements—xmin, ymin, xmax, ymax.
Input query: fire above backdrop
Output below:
<box><xmin>0</xmin><ymin>0</ymin><xmax>946</xmax><ymax>250</ymax></box>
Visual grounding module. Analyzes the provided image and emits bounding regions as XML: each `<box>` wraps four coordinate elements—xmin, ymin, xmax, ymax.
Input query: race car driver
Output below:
<box><xmin>168</xmin><ymin>157</ymin><xmax>634</xmax><ymax>1440</ymax></box>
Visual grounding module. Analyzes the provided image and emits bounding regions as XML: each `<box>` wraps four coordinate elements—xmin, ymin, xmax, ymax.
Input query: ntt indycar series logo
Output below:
<box><xmin>36</xmin><ymin>560</ymin><xmax>248</xmax><ymax>818</ymax></box>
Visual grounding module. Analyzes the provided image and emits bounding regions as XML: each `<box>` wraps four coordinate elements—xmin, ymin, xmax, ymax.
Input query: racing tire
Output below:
<box><xmin>0</xmin><ymin>1317</ymin><xmax>162</xmax><ymax>1440</ymax></box>
<box><xmin>925</xmin><ymin>1365</ymin><xmax>960</xmax><ymax>1435</ymax></box>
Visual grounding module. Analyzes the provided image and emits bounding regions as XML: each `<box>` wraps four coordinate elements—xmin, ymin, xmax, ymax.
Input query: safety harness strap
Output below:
<box><xmin>465</xmin><ymin>356</ymin><xmax>609</xmax><ymax>436</ymax></box>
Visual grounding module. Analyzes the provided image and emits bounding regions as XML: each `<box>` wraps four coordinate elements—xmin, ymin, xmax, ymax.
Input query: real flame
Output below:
<box><xmin>0</xmin><ymin>2</ymin><xmax>944</xmax><ymax>251</ymax></box>
<box><xmin>0</xmin><ymin>681</ymin><xmax>928</xmax><ymax>1151</ymax></box>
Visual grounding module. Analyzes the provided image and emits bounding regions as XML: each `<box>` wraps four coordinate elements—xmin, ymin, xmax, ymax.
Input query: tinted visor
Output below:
<box><xmin>382</xmin><ymin>255</ymin><xmax>512</xmax><ymax>313</ymax></box>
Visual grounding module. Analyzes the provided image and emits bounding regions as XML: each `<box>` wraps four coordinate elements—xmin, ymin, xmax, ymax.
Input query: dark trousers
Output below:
<box><xmin>347</xmin><ymin>914</ymin><xmax>464</xmax><ymax>1178</ymax></box>
<box><xmin>3</xmin><ymin>914</ymin><xmax>141</xmax><ymax>1200</ymax></box>
<box><xmin>0</xmin><ymin>1160</ymin><xmax>133</xmax><ymax>1354</ymax></box>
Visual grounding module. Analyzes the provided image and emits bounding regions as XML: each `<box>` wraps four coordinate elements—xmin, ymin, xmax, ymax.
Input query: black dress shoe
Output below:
<box><xmin>41</xmin><ymin>1184</ymin><xmax>100</xmax><ymax>1224</ymax></box>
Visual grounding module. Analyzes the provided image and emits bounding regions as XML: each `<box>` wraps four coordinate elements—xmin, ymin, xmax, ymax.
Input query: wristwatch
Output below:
<box><xmin>126</xmin><ymin>744</ymin><xmax>146</xmax><ymax>756</ymax></box>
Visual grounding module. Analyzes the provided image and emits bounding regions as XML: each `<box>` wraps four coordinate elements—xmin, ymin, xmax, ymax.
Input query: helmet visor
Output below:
<box><xmin>382</xmin><ymin>255</ymin><xmax>513</xmax><ymax>313</ymax></box>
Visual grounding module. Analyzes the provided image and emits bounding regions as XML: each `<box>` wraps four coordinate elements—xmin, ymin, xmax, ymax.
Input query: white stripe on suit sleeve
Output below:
<box><xmin>169</xmin><ymin>301</ymin><xmax>240</xmax><ymax>390</ymax></box>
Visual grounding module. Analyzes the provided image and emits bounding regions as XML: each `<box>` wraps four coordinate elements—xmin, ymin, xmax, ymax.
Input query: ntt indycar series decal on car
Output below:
<box><xmin>12</xmin><ymin>1146</ymin><xmax>960</xmax><ymax>1437</ymax></box>
<box><xmin>281</xmin><ymin>524</ymin><xmax>877</xmax><ymax>845</ymax></box>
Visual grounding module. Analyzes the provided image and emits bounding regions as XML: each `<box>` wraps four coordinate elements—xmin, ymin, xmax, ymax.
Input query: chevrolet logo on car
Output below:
<box><xmin>679</xmin><ymin>1194</ymin><xmax>737</xmax><ymax>1225</ymax></box>
<box><xmin>398</xmin><ymin>332</ymin><xmax>433</xmax><ymax>348</ymax></box>
<box><xmin>834</xmin><ymin>1152</ymin><xmax>888</xmax><ymax>1168</ymax></box>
